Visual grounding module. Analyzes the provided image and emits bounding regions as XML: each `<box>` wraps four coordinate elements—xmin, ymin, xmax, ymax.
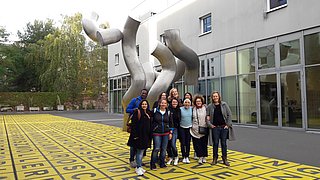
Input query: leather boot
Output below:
<box><xmin>211</xmin><ymin>156</ymin><xmax>218</xmax><ymax>165</ymax></box>
<box><xmin>222</xmin><ymin>156</ymin><xmax>230</xmax><ymax>166</ymax></box>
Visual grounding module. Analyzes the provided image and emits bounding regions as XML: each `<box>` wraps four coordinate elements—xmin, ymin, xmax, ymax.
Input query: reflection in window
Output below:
<box><xmin>207</xmin><ymin>55</ymin><xmax>220</xmax><ymax>77</ymax></box>
<box><xmin>221</xmin><ymin>51</ymin><xmax>237</xmax><ymax>76</ymax></box>
<box><xmin>259</xmin><ymin>74</ymin><xmax>278</xmax><ymax>126</ymax></box>
<box><xmin>258</xmin><ymin>45</ymin><xmax>275</xmax><ymax>69</ymax></box>
<box><xmin>238</xmin><ymin>48</ymin><xmax>255</xmax><ymax>74</ymax></box>
<box><xmin>221</xmin><ymin>76</ymin><xmax>237</xmax><ymax>122</ymax></box>
<box><xmin>304</xmin><ymin>32</ymin><xmax>320</xmax><ymax>65</ymax></box>
<box><xmin>238</xmin><ymin>74</ymin><xmax>256</xmax><ymax>124</ymax></box>
<box><xmin>306</xmin><ymin>66</ymin><xmax>320</xmax><ymax>129</ymax></box>
<box><xmin>280</xmin><ymin>72</ymin><xmax>302</xmax><ymax>128</ymax></box>
<box><xmin>196</xmin><ymin>80</ymin><xmax>206</xmax><ymax>104</ymax></box>
<box><xmin>207</xmin><ymin>78</ymin><xmax>220</xmax><ymax>104</ymax></box>
<box><xmin>280</xmin><ymin>39</ymin><xmax>300</xmax><ymax>66</ymax></box>
<box><xmin>200</xmin><ymin>60</ymin><xmax>205</xmax><ymax>77</ymax></box>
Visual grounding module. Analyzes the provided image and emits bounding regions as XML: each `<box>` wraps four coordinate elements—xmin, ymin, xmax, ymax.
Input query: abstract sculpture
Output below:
<box><xmin>82</xmin><ymin>13</ymin><xmax>200</xmax><ymax>131</ymax></box>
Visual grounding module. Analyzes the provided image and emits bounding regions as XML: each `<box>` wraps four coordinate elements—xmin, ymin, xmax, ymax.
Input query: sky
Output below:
<box><xmin>0</xmin><ymin>0</ymin><xmax>149</xmax><ymax>40</ymax></box>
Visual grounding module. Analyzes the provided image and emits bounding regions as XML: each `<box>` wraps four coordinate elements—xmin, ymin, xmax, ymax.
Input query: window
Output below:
<box><xmin>115</xmin><ymin>53</ymin><xmax>119</xmax><ymax>66</ymax></box>
<box><xmin>280</xmin><ymin>39</ymin><xmax>300</xmax><ymax>67</ymax></box>
<box><xmin>200</xmin><ymin>14</ymin><xmax>211</xmax><ymax>34</ymax></box>
<box><xmin>200</xmin><ymin>59</ymin><xmax>205</xmax><ymax>77</ymax></box>
<box><xmin>258</xmin><ymin>45</ymin><xmax>275</xmax><ymax>69</ymax></box>
<box><xmin>304</xmin><ymin>32</ymin><xmax>320</xmax><ymax>65</ymax></box>
<box><xmin>238</xmin><ymin>47</ymin><xmax>255</xmax><ymax>74</ymax></box>
<box><xmin>221</xmin><ymin>51</ymin><xmax>237</xmax><ymax>76</ymax></box>
<box><xmin>267</xmin><ymin>0</ymin><xmax>287</xmax><ymax>11</ymax></box>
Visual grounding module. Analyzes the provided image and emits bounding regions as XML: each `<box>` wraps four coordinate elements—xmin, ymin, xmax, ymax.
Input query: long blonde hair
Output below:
<box><xmin>168</xmin><ymin>88</ymin><xmax>179</xmax><ymax>101</ymax></box>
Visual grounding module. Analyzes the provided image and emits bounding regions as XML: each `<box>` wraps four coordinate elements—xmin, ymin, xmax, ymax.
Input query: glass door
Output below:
<box><xmin>280</xmin><ymin>71</ymin><xmax>302</xmax><ymax>128</ymax></box>
<box><xmin>259</xmin><ymin>73</ymin><xmax>278</xmax><ymax>126</ymax></box>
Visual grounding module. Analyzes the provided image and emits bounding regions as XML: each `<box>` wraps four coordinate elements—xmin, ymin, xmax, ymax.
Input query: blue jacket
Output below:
<box><xmin>126</xmin><ymin>96</ymin><xmax>142</xmax><ymax>115</ymax></box>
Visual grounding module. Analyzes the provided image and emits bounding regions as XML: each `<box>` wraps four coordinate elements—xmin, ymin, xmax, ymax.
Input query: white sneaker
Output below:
<box><xmin>182</xmin><ymin>157</ymin><xmax>187</xmax><ymax>163</ymax></box>
<box><xmin>141</xmin><ymin>167</ymin><xmax>146</xmax><ymax>173</ymax></box>
<box><xmin>174</xmin><ymin>157</ymin><xmax>179</xmax><ymax>165</ymax></box>
<box><xmin>167</xmin><ymin>158</ymin><xmax>173</xmax><ymax>165</ymax></box>
<box><xmin>202</xmin><ymin>157</ymin><xmax>206</xmax><ymax>163</ymax></box>
<box><xmin>198</xmin><ymin>157</ymin><xmax>203</xmax><ymax>164</ymax></box>
<box><xmin>186</xmin><ymin>157</ymin><xmax>190</xmax><ymax>164</ymax></box>
<box><xmin>135</xmin><ymin>167</ymin><xmax>144</xmax><ymax>176</ymax></box>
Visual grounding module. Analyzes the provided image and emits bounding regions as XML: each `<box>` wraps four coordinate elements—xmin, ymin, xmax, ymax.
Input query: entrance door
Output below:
<box><xmin>280</xmin><ymin>71</ymin><xmax>303</xmax><ymax>128</ymax></box>
<box><xmin>258</xmin><ymin>70</ymin><xmax>303</xmax><ymax>128</ymax></box>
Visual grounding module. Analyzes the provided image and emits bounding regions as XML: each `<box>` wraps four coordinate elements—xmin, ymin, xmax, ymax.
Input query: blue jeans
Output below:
<box><xmin>212</xmin><ymin>127</ymin><xmax>229</xmax><ymax>157</ymax></box>
<box><xmin>167</xmin><ymin>128</ymin><xmax>178</xmax><ymax>158</ymax></box>
<box><xmin>136</xmin><ymin>148</ymin><xmax>145</xmax><ymax>168</ymax></box>
<box><xmin>151</xmin><ymin>135</ymin><xmax>169</xmax><ymax>166</ymax></box>
<box><xmin>129</xmin><ymin>146</ymin><xmax>136</xmax><ymax>162</ymax></box>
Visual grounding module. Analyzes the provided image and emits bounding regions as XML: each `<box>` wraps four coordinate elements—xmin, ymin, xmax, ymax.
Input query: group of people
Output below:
<box><xmin>126</xmin><ymin>88</ymin><xmax>234</xmax><ymax>176</ymax></box>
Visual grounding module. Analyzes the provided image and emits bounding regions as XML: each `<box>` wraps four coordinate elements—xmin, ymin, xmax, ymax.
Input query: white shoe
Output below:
<box><xmin>174</xmin><ymin>157</ymin><xmax>179</xmax><ymax>165</ymax></box>
<box><xmin>182</xmin><ymin>157</ymin><xmax>187</xmax><ymax>163</ymax></box>
<box><xmin>198</xmin><ymin>157</ymin><xmax>203</xmax><ymax>164</ymax></box>
<box><xmin>135</xmin><ymin>167</ymin><xmax>144</xmax><ymax>176</ymax></box>
<box><xmin>186</xmin><ymin>157</ymin><xmax>190</xmax><ymax>164</ymax></box>
<box><xmin>202</xmin><ymin>157</ymin><xmax>206</xmax><ymax>163</ymax></box>
<box><xmin>167</xmin><ymin>158</ymin><xmax>173</xmax><ymax>165</ymax></box>
<box><xmin>141</xmin><ymin>167</ymin><xmax>146</xmax><ymax>173</ymax></box>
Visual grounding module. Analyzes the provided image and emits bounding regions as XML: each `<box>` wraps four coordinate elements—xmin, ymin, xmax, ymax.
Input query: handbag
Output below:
<box><xmin>196</xmin><ymin>108</ymin><xmax>208</xmax><ymax>135</ymax></box>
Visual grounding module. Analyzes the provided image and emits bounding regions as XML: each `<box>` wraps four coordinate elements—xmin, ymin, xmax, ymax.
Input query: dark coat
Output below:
<box><xmin>127</xmin><ymin>109</ymin><xmax>152</xmax><ymax>149</ymax></box>
<box><xmin>152</xmin><ymin>108</ymin><xmax>173</xmax><ymax>134</ymax></box>
<box><xmin>169</xmin><ymin>105</ymin><xmax>181</xmax><ymax>128</ymax></box>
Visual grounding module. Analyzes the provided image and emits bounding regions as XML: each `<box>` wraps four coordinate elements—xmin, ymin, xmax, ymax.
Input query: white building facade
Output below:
<box><xmin>108</xmin><ymin>0</ymin><xmax>320</xmax><ymax>131</ymax></box>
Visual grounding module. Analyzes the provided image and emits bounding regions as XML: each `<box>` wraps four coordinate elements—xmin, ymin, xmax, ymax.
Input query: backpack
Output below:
<box><xmin>126</xmin><ymin>109</ymin><xmax>141</xmax><ymax>133</ymax></box>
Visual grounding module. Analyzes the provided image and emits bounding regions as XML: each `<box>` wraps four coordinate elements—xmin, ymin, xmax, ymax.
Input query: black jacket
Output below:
<box><xmin>152</xmin><ymin>108</ymin><xmax>173</xmax><ymax>134</ymax></box>
<box><xmin>169</xmin><ymin>105</ymin><xmax>181</xmax><ymax>128</ymax></box>
<box><xmin>127</xmin><ymin>109</ymin><xmax>152</xmax><ymax>149</ymax></box>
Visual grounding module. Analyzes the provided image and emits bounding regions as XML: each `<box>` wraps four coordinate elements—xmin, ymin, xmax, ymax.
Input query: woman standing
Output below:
<box><xmin>150</xmin><ymin>99</ymin><xmax>173</xmax><ymax>170</ymax></box>
<box><xmin>127</xmin><ymin>100</ymin><xmax>152</xmax><ymax>175</ymax></box>
<box><xmin>152</xmin><ymin>92</ymin><xmax>167</xmax><ymax>109</ymax></box>
<box><xmin>179</xmin><ymin>98</ymin><xmax>193</xmax><ymax>163</ymax></box>
<box><xmin>190</xmin><ymin>95</ymin><xmax>208</xmax><ymax>164</ymax></box>
<box><xmin>206</xmin><ymin>91</ymin><xmax>233</xmax><ymax>166</ymax></box>
<box><xmin>168</xmin><ymin>88</ymin><xmax>183</xmax><ymax>106</ymax></box>
<box><xmin>167</xmin><ymin>98</ymin><xmax>181</xmax><ymax>165</ymax></box>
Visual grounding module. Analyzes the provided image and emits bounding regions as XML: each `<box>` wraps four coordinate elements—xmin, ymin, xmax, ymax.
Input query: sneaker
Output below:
<box><xmin>167</xmin><ymin>158</ymin><xmax>173</xmax><ymax>165</ymax></box>
<box><xmin>186</xmin><ymin>157</ymin><xmax>190</xmax><ymax>164</ymax></box>
<box><xmin>135</xmin><ymin>167</ymin><xmax>144</xmax><ymax>176</ymax></box>
<box><xmin>173</xmin><ymin>157</ymin><xmax>179</xmax><ymax>165</ymax></box>
<box><xmin>130</xmin><ymin>161</ymin><xmax>137</xmax><ymax>168</ymax></box>
<box><xmin>182</xmin><ymin>157</ymin><xmax>187</xmax><ymax>163</ymax></box>
<box><xmin>198</xmin><ymin>157</ymin><xmax>203</xmax><ymax>164</ymax></box>
<box><xmin>141</xmin><ymin>167</ymin><xmax>146</xmax><ymax>173</ymax></box>
<box><xmin>202</xmin><ymin>157</ymin><xmax>207</xmax><ymax>163</ymax></box>
<box><xmin>194</xmin><ymin>154</ymin><xmax>198</xmax><ymax>160</ymax></box>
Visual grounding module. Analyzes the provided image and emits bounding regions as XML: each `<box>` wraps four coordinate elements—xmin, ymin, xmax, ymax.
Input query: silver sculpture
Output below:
<box><xmin>82</xmin><ymin>13</ymin><xmax>200</xmax><ymax>130</ymax></box>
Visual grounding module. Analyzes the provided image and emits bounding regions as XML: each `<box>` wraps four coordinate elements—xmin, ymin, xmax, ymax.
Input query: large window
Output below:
<box><xmin>238</xmin><ymin>48</ymin><xmax>255</xmax><ymax>74</ymax></box>
<box><xmin>306</xmin><ymin>66</ymin><xmax>320</xmax><ymax>129</ymax></box>
<box><xmin>267</xmin><ymin>0</ymin><xmax>287</xmax><ymax>11</ymax></box>
<box><xmin>304</xmin><ymin>32</ymin><xmax>320</xmax><ymax>65</ymax></box>
<box><xmin>280</xmin><ymin>39</ymin><xmax>300</xmax><ymax>67</ymax></box>
<box><xmin>207</xmin><ymin>78</ymin><xmax>220</xmax><ymax>104</ymax></box>
<box><xmin>200</xmin><ymin>14</ymin><xmax>211</xmax><ymax>34</ymax></box>
<box><xmin>207</xmin><ymin>54</ymin><xmax>220</xmax><ymax>77</ymax></box>
<box><xmin>221</xmin><ymin>76</ymin><xmax>238</xmax><ymax>122</ymax></box>
<box><xmin>221</xmin><ymin>51</ymin><xmax>237</xmax><ymax>76</ymax></box>
<box><xmin>258</xmin><ymin>45</ymin><xmax>275</xmax><ymax>69</ymax></box>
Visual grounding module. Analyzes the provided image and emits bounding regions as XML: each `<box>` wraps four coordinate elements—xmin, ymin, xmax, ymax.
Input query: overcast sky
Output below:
<box><xmin>0</xmin><ymin>0</ymin><xmax>148</xmax><ymax>39</ymax></box>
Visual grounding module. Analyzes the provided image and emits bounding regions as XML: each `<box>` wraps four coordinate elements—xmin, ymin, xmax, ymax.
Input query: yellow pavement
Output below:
<box><xmin>1</xmin><ymin>114</ymin><xmax>319</xmax><ymax>180</ymax></box>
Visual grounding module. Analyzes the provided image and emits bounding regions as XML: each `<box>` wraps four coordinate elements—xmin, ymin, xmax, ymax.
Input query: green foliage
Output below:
<box><xmin>0</xmin><ymin>92</ymin><xmax>68</xmax><ymax>107</ymax></box>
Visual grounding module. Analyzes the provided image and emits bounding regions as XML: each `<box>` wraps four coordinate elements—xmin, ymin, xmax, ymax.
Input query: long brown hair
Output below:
<box><xmin>211</xmin><ymin>91</ymin><xmax>221</xmax><ymax>104</ymax></box>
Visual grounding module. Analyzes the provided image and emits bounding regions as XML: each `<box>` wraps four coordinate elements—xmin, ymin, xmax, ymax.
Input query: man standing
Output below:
<box><xmin>126</xmin><ymin>89</ymin><xmax>148</xmax><ymax>167</ymax></box>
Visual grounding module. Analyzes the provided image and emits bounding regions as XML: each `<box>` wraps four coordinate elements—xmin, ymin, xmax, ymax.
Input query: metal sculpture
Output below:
<box><xmin>82</xmin><ymin>13</ymin><xmax>200</xmax><ymax>131</ymax></box>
